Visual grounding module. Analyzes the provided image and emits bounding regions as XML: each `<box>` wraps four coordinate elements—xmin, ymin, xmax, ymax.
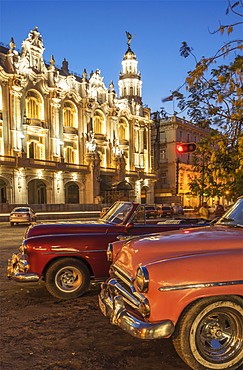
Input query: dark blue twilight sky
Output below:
<box><xmin>0</xmin><ymin>0</ymin><xmax>242</xmax><ymax>116</ymax></box>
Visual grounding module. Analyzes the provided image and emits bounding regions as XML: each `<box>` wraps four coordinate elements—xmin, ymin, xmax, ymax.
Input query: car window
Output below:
<box><xmin>13</xmin><ymin>208</ymin><xmax>30</xmax><ymax>212</ymax></box>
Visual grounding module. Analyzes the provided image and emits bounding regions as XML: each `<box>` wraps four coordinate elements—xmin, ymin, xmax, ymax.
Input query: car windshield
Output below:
<box><xmin>216</xmin><ymin>197</ymin><xmax>243</xmax><ymax>228</ymax></box>
<box><xmin>100</xmin><ymin>202</ymin><xmax>134</xmax><ymax>224</ymax></box>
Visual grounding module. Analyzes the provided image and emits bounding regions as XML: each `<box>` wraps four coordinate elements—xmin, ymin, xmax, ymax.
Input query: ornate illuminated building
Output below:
<box><xmin>0</xmin><ymin>27</ymin><xmax>156</xmax><ymax>205</ymax></box>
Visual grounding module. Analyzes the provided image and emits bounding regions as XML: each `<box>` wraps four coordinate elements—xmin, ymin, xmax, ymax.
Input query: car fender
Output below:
<box><xmin>144</xmin><ymin>249</ymin><xmax>243</xmax><ymax>324</ymax></box>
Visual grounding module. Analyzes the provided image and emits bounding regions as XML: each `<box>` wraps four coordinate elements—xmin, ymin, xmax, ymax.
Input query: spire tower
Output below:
<box><xmin>118</xmin><ymin>32</ymin><xmax>142</xmax><ymax>103</ymax></box>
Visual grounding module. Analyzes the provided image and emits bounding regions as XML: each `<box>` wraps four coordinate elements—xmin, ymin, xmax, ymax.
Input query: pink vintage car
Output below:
<box><xmin>99</xmin><ymin>197</ymin><xmax>243</xmax><ymax>370</ymax></box>
<box><xmin>7</xmin><ymin>201</ymin><xmax>209</xmax><ymax>299</ymax></box>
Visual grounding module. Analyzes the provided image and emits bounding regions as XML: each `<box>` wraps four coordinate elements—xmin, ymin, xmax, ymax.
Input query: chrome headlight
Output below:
<box><xmin>135</xmin><ymin>266</ymin><xmax>149</xmax><ymax>293</ymax></box>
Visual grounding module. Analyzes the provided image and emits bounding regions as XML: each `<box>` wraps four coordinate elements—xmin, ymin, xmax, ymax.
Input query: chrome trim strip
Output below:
<box><xmin>12</xmin><ymin>273</ymin><xmax>40</xmax><ymax>282</ymax></box>
<box><xmin>42</xmin><ymin>249</ymin><xmax>107</xmax><ymax>255</ymax></box>
<box><xmin>159</xmin><ymin>280</ymin><xmax>243</xmax><ymax>292</ymax></box>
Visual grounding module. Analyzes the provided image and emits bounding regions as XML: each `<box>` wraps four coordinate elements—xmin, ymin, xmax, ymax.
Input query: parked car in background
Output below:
<box><xmin>9</xmin><ymin>207</ymin><xmax>37</xmax><ymax>226</ymax></box>
<box><xmin>134</xmin><ymin>205</ymin><xmax>158</xmax><ymax>219</ymax></box>
<box><xmin>144</xmin><ymin>205</ymin><xmax>158</xmax><ymax>218</ymax></box>
<box><xmin>157</xmin><ymin>205</ymin><xmax>174</xmax><ymax>218</ymax></box>
<box><xmin>7</xmin><ymin>201</ymin><xmax>210</xmax><ymax>300</ymax></box>
<box><xmin>172</xmin><ymin>205</ymin><xmax>184</xmax><ymax>215</ymax></box>
<box><xmin>99</xmin><ymin>197</ymin><xmax>243</xmax><ymax>370</ymax></box>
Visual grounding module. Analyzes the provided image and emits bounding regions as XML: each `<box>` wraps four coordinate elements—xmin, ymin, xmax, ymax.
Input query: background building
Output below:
<box><xmin>151</xmin><ymin>113</ymin><xmax>210</xmax><ymax>208</ymax></box>
<box><xmin>0</xmin><ymin>27</ymin><xmax>156</xmax><ymax>207</ymax></box>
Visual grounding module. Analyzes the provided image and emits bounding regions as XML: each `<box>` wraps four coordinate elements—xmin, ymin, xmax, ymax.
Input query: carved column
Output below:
<box><xmin>85</xmin><ymin>152</ymin><xmax>101</xmax><ymax>203</ymax></box>
<box><xmin>10</xmin><ymin>87</ymin><xmax>23</xmax><ymax>155</ymax></box>
<box><xmin>1</xmin><ymin>81</ymin><xmax>11</xmax><ymax>154</ymax></box>
<box><xmin>50</xmin><ymin>98</ymin><xmax>61</xmax><ymax>159</ymax></box>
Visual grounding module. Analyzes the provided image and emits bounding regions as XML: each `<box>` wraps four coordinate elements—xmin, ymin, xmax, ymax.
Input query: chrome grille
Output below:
<box><xmin>110</xmin><ymin>264</ymin><xmax>150</xmax><ymax>317</ymax></box>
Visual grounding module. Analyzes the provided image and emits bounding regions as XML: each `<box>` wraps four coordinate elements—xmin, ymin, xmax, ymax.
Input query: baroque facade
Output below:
<box><xmin>151</xmin><ymin>114</ymin><xmax>210</xmax><ymax>208</ymax></box>
<box><xmin>0</xmin><ymin>27</ymin><xmax>156</xmax><ymax>205</ymax></box>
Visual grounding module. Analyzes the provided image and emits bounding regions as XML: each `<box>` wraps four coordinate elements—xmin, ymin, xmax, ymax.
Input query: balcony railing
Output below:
<box><xmin>63</xmin><ymin>162</ymin><xmax>89</xmax><ymax>172</ymax></box>
<box><xmin>24</xmin><ymin>118</ymin><xmax>47</xmax><ymax>129</ymax></box>
<box><xmin>63</xmin><ymin>126</ymin><xmax>78</xmax><ymax>135</ymax></box>
<box><xmin>119</xmin><ymin>139</ymin><xmax>129</xmax><ymax>149</ymax></box>
<box><xmin>0</xmin><ymin>155</ymin><xmax>17</xmax><ymax>165</ymax></box>
<box><xmin>29</xmin><ymin>158</ymin><xmax>56</xmax><ymax>167</ymax></box>
<box><xmin>94</xmin><ymin>133</ymin><xmax>108</xmax><ymax>146</ymax></box>
<box><xmin>0</xmin><ymin>155</ymin><xmax>88</xmax><ymax>173</ymax></box>
<box><xmin>100</xmin><ymin>167</ymin><xmax>117</xmax><ymax>176</ymax></box>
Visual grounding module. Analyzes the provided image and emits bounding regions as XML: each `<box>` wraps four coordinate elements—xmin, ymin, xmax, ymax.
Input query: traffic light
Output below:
<box><xmin>176</xmin><ymin>143</ymin><xmax>197</xmax><ymax>153</ymax></box>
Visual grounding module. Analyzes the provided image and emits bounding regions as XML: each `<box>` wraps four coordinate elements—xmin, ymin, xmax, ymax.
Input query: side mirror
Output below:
<box><xmin>125</xmin><ymin>222</ymin><xmax>134</xmax><ymax>229</ymax></box>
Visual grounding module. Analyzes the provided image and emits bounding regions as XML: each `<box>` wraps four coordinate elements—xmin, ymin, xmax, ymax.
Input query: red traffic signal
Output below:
<box><xmin>176</xmin><ymin>143</ymin><xmax>197</xmax><ymax>153</ymax></box>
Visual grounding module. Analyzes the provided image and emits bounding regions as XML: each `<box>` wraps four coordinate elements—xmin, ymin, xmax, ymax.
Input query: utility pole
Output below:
<box><xmin>175</xmin><ymin>157</ymin><xmax>180</xmax><ymax>195</ymax></box>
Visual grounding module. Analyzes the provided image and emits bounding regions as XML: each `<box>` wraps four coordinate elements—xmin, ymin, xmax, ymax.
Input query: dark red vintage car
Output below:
<box><xmin>7</xmin><ymin>201</ymin><xmax>208</xmax><ymax>299</ymax></box>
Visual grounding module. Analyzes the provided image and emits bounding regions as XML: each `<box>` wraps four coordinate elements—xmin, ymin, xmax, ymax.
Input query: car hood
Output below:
<box><xmin>25</xmin><ymin>220</ymin><xmax>125</xmax><ymax>238</ymax></box>
<box><xmin>114</xmin><ymin>225</ymin><xmax>243</xmax><ymax>275</ymax></box>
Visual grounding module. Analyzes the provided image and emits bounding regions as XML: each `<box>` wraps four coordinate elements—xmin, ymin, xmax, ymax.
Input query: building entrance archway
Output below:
<box><xmin>28</xmin><ymin>180</ymin><xmax>47</xmax><ymax>204</ymax></box>
<box><xmin>141</xmin><ymin>186</ymin><xmax>148</xmax><ymax>204</ymax></box>
<box><xmin>0</xmin><ymin>179</ymin><xmax>7</xmax><ymax>203</ymax></box>
<box><xmin>65</xmin><ymin>182</ymin><xmax>79</xmax><ymax>204</ymax></box>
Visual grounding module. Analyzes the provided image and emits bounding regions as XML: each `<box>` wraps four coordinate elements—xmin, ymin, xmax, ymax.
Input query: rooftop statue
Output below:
<box><xmin>126</xmin><ymin>31</ymin><xmax>136</xmax><ymax>47</ymax></box>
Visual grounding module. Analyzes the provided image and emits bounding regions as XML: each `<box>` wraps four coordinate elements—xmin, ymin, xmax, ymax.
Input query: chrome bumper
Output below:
<box><xmin>7</xmin><ymin>253</ymin><xmax>39</xmax><ymax>283</ymax></box>
<box><xmin>99</xmin><ymin>280</ymin><xmax>175</xmax><ymax>340</ymax></box>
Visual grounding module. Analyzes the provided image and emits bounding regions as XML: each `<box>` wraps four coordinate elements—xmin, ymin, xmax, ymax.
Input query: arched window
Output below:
<box><xmin>118</xmin><ymin>118</ymin><xmax>128</xmax><ymax>140</ymax></box>
<box><xmin>65</xmin><ymin>182</ymin><xmax>79</xmax><ymax>204</ymax></box>
<box><xmin>0</xmin><ymin>85</ymin><xmax>2</xmax><ymax>155</ymax></box>
<box><xmin>63</xmin><ymin>101</ymin><xmax>77</xmax><ymax>127</ymax></box>
<box><xmin>94</xmin><ymin>110</ymin><xmax>105</xmax><ymax>134</ymax></box>
<box><xmin>141</xmin><ymin>186</ymin><xmax>148</xmax><ymax>204</ymax></box>
<box><xmin>26</xmin><ymin>90</ymin><xmax>42</xmax><ymax>119</ymax></box>
<box><xmin>28</xmin><ymin>179</ymin><xmax>47</xmax><ymax>204</ymax></box>
<box><xmin>0</xmin><ymin>178</ymin><xmax>7</xmax><ymax>203</ymax></box>
<box><xmin>119</xmin><ymin>125</ymin><xmax>126</xmax><ymax>140</ymax></box>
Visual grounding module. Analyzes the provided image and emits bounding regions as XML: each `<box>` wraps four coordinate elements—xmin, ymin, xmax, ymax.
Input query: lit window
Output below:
<box><xmin>63</xmin><ymin>101</ymin><xmax>77</xmax><ymax>128</ymax></box>
<box><xmin>26</xmin><ymin>90</ymin><xmax>42</xmax><ymax>119</ymax></box>
<box><xmin>94</xmin><ymin>110</ymin><xmax>105</xmax><ymax>134</ymax></box>
<box><xmin>160</xmin><ymin>149</ymin><xmax>166</xmax><ymax>160</ymax></box>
